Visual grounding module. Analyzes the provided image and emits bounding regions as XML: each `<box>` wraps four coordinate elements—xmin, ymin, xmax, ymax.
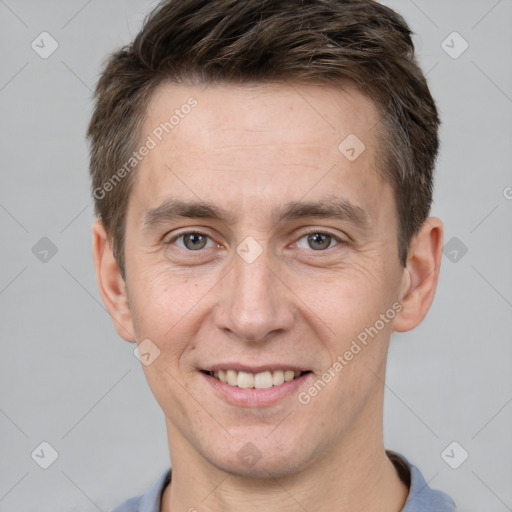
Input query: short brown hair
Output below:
<box><xmin>87</xmin><ymin>0</ymin><xmax>440</xmax><ymax>276</ymax></box>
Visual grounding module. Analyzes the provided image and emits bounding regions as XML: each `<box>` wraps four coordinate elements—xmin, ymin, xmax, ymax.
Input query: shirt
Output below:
<box><xmin>112</xmin><ymin>452</ymin><xmax>456</xmax><ymax>512</ymax></box>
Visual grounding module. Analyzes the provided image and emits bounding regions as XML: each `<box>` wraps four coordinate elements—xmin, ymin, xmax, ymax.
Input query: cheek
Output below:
<box><xmin>128</xmin><ymin>266</ymin><xmax>196</xmax><ymax>328</ymax></box>
<box><xmin>126</xmin><ymin>265</ymin><xmax>222</xmax><ymax>366</ymax></box>
<box><xmin>294</xmin><ymin>259</ymin><xmax>401</xmax><ymax>363</ymax></box>
<box><xmin>305</xmin><ymin>265</ymin><xmax>386</xmax><ymax>323</ymax></box>
<box><xmin>129</xmin><ymin>270</ymin><xmax>207</xmax><ymax>408</ymax></box>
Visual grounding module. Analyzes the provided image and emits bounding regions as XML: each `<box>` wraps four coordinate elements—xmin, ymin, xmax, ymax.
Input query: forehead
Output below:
<box><xmin>131</xmin><ymin>81</ymin><xmax>390</xmax><ymax>224</ymax></box>
<box><xmin>144</xmin><ymin>81</ymin><xmax>378</xmax><ymax>153</ymax></box>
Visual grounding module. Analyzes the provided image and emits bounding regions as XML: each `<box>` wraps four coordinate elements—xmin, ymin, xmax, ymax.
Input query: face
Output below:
<box><xmin>119</xmin><ymin>82</ymin><xmax>408</xmax><ymax>477</ymax></box>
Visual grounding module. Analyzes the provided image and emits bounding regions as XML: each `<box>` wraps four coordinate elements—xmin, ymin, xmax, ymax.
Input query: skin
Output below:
<box><xmin>93</xmin><ymin>82</ymin><xmax>443</xmax><ymax>512</ymax></box>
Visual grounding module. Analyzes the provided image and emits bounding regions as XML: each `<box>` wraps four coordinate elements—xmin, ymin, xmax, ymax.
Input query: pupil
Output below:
<box><xmin>185</xmin><ymin>233</ymin><xmax>207</xmax><ymax>250</ymax></box>
<box><xmin>308</xmin><ymin>233</ymin><xmax>331</xmax><ymax>250</ymax></box>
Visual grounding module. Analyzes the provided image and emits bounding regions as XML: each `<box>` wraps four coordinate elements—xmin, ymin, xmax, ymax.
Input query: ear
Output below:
<box><xmin>393</xmin><ymin>217</ymin><xmax>443</xmax><ymax>333</ymax></box>
<box><xmin>92</xmin><ymin>219</ymin><xmax>136</xmax><ymax>342</ymax></box>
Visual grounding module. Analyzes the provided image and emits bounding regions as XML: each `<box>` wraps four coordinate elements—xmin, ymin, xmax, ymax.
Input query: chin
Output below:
<box><xmin>201</xmin><ymin>434</ymin><xmax>314</xmax><ymax>479</ymax></box>
<box><xmin>213</xmin><ymin>454</ymin><xmax>309</xmax><ymax>480</ymax></box>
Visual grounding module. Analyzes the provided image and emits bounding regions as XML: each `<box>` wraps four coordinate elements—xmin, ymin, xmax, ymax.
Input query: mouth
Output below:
<box><xmin>202</xmin><ymin>369</ymin><xmax>310</xmax><ymax>389</ymax></box>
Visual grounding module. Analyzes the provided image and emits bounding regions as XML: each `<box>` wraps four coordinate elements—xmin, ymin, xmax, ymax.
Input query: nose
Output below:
<box><xmin>213</xmin><ymin>247</ymin><xmax>295</xmax><ymax>342</ymax></box>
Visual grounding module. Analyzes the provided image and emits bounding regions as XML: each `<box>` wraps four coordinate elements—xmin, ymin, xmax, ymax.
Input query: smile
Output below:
<box><xmin>205</xmin><ymin>369</ymin><xmax>305</xmax><ymax>389</ymax></box>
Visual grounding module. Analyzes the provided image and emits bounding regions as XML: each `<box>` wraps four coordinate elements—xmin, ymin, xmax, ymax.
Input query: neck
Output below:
<box><xmin>161</xmin><ymin>406</ymin><xmax>408</xmax><ymax>512</ymax></box>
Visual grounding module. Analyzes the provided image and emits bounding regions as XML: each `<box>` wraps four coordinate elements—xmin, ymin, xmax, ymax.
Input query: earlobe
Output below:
<box><xmin>92</xmin><ymin>219</ymin><xmax>136</xmax><ymax>342</ymax></box>
<box><xmin>393</xmin><ymin>218</ymin><xmax>443</xmax><ymax>333</ymax></box>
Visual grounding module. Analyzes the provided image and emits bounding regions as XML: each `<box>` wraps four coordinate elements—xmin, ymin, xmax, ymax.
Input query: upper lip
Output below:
<box><xmin>202</xmin><ymin>364</ymin><xmax>310</xmax><ymax>373</ymax></box>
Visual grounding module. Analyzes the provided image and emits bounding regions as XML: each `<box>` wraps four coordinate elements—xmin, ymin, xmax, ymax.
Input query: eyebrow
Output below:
<box><xmin>143</xmin><ymin>196</ymin><xmax>370</xmax><ymax>231</ymax></box>
<box><xmin>275</xmin><ymin>197</ymin><xmax>370</xmax><ymax>227</ymax></box>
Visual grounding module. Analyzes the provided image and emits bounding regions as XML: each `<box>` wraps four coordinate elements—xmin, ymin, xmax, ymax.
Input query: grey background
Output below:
<box><xmin>0</xmin><ymin>0</ymin><xmax>511</xmax><ymax>510</ymax></box>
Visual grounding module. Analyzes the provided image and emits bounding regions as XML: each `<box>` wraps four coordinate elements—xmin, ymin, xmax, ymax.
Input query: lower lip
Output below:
<box><xmin>201</xmin><ymin>372</ymin><xmax>312</xmax><ymax>407</ymax></box>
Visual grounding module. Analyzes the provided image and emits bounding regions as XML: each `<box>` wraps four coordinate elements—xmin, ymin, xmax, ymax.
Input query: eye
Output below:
<box><xmin>296</xmin><ymin>232</ymin><xmax>340</xmax><ymax>251</ymax></box>
<box><xmin>172</xmin><ymin>232</ymin><xmax>215</xmax><ymax>251</ymax></box>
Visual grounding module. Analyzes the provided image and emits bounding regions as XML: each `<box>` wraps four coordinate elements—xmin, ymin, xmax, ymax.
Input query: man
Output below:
<box><xmin>88</xmin><ymin>0</ymin><xmax>456</xmax><ymax>510</ymax></box>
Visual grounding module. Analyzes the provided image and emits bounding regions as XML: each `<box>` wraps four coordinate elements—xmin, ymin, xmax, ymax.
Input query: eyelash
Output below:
<box><xmin>166</xmin><ymin>230</ymin><xmax>344</xmax><ymax>252</ymax></box>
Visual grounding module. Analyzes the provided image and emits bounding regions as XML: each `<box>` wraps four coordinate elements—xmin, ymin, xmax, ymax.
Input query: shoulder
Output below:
<box><xmin>405</xmin><ymin>463</ymin><xmax>456</xmax><ymax>511</ymax></box>
<box><xmin>112</xmin><ymin>496</ymin><xmax>141</xmax><ymax>512</ymax></box>
<box><xmin>110</xmin><ymin>468</ymin><xmax>172</xmax><ymax>512</ymax></box>
<box><xmin>391</xmin><ymin>452</ymin><xmax>456</xmax><ymax>512</ymax></box>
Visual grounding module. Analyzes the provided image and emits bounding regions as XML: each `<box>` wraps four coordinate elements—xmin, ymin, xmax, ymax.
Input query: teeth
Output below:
<box><xmin>272</xmin><ymin>370</ymin><xmax>284</xmax><ymax>386</ymax></box>
<box><xmin>209</xmin><ymin>369</ymin><xmax>304</xmax><ymax>389</ymax></box>
<box><xmin>237</xmin><ymin>371</ymin><xmax>254</xmax><ymax>388</ymax></box>
<box><xmin>254</xmin><ymin>371</ymin><xmax>273</xmax><ymax>389</ymax></box>
<box><xmin>226</xmin><ymin>369</ymin><xmax>238</xmax><ymax>386</ymax></box>
<box><xmin>284</xmin><ymin>370</ymin><xmax>295</xmax><ymax>382</ymax></box>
